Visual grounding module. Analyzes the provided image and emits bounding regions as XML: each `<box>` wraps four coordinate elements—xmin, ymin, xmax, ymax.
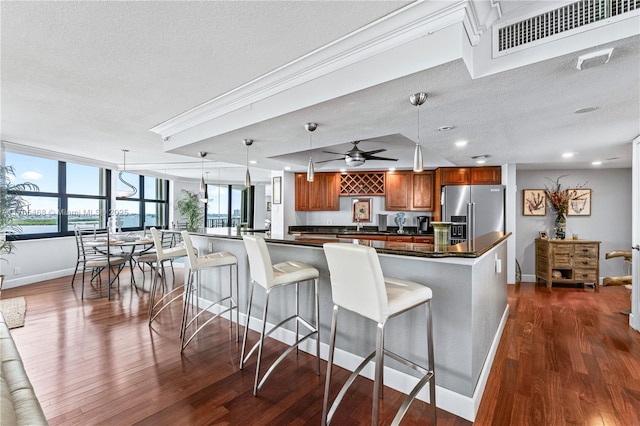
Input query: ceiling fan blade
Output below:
<box><xmin>361</xmin><ymin>149</ymin><xmax>387</xmax><ymax>156</ymax></box>
<box><xmin>315</xmin><ymin>157</ymin><xmax>345</xmax><ymax>164</ymax></box>
<box><xmin>321</xmin><ymin>150</ymin><xmax>346</xmax><ymax>155</ymax></box>
<box><xmin>365</xmin><ymin>156</ymin><xmax>398</xmax><ymax>161</ymax></box>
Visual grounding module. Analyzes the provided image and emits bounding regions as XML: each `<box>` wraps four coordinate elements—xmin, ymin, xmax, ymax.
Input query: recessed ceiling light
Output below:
<box><xmin>591</xmin><ymin>161</ymin><xmax>602</xmax><ymax>166</ymax></box>
<box><xmin>455</xmin><ymin>140</ymin><xmax>468</xmax><ymax>147</ymax></box>
<box><xmin>249</xmin><ymin>160</ymin><xmax>257</xmax><ymax>164</ymax></box>
<box><xmin>284</xmin><ymin>166</ymin><xmax>291</xmax><ymax>171</ymax></box>
<box><xmin>562</xmin><ymin>152</ymin><xmax>574</xmax><ymax>158</ymax></box>
<box><xmin>476</xmin><ymin>159</ymin><xmax>486</xmax><ymax>164</ymax></box>
<box><xmin>438</xmin><ymin>125</ymin><xmax>454</xmax><ymax>132</ymax></box>
<box><xmin>574</xmin><ymin>106</ymin><xmax>598</xmax><ymax>114</ymax></box>
<box><xmin>339</xmin><ymin>168</ymin><xmax>347</xmax><ymax>173</ymax></box>
<box><xmin>388</xmin><ymin>167</ymin><xmax>396</xmax><ymax>171</ymax></box>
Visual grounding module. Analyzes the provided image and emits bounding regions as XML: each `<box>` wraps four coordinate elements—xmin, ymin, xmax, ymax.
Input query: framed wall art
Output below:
<box><xmin>352</xmin><ymin>198</ymin><xmax>372</xmax><ymax>222</ymax></box>
<box><xmin>523</xmin><ymin>189</ymin><xmax>546</xmax><ymax>216</ymax></box>
<box><xmin>568</xmin><ymin>188</ymin><xmax>591</xmax><ymax>216</ymax></box>
<box><xmin>272</xmin><ymin>176</ymin><xmax>282</xmax><ymax>204</ymax></box>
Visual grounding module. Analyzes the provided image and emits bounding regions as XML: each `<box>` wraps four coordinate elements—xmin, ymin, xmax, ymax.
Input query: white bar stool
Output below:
<box><xmin>180</xmin><ymin>231</ymin><xmax>239</xmax><ymax>352</ymax></box>
<box><xmin>322</xmin><ymin>243</ymin><xmax>436</xmax><ymax>426</ymax></box>
<box><xmin>147</xmin><ymin>228</ymin><xmax>188</xmax><ymax>324</ymax></box>
<box><xmin>240</xmin><ymin>235</ymin><xmax>320</xmax><ymax>396</ymax></box>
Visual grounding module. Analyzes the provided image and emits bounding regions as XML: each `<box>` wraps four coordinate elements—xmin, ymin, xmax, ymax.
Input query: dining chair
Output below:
<box><xmin>74</xmin><ymin>226</ymin><xmax>127</xmax><ymax>300</ymax></box>
<box><xmin>240</xmin><ymin>235</ymin><xmax>320</xmax><ymax>396</ymax></box>
<box><xmin>322</xmin><ymin>242</ymin><xmax>436</xmax><ymax>426</ymax></box>
<box><xmin>71</xmin><ymin>223</ymin><xmax>96</xmax><ymax>288</ymax></box>
<box><xmin>180</xmin><ymin>231</ymin><xmax>239</xmax><ymax>352</ymax></box>
<box><xmin>148</xmin><ymin>228</ymin><xmax>189</xmax><ymax>325</ymax></box>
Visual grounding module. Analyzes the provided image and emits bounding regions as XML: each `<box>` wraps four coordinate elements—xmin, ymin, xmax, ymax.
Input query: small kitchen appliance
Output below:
<box><xmin>377</xmin><ymin>214</ymin><xmax>388</xmax><ymax>232</ymax></box>
<box><xmin>416</xmin><ymin>216</ymin><xmax>430</xmax><ymax>233</ymax></box>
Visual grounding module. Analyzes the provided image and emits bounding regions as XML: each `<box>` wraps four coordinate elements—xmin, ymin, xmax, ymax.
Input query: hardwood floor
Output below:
<box><xmin>3</xmin><ymin>269</ymin><xmax>639</xmax><ymax>425</ymax></box>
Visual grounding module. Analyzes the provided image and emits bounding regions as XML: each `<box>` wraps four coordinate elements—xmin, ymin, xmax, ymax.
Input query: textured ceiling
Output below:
<box><xmin>1</xmin><ymin>1</ymin><xmax>639</xmax><ymax>184</ymax></box>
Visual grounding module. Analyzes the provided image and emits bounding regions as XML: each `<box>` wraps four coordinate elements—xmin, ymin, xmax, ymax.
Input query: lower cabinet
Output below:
<box><xmin>535</xmin><ymin>238</ymin><xmax>600</xmax><ymax>288</ymax></box>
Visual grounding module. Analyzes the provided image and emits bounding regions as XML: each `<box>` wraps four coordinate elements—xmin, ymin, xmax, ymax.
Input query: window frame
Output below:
<box><xmin>6</xmin><ymin>152</ymin><xmax>169</xmax><ymax>240</ymax></box>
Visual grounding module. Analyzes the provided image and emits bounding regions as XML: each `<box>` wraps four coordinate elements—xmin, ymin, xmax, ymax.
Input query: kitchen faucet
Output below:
<box><xmin>356</xmin><ymin>214</ymin><xmax>363</xmax><ymax>232</ymax></box>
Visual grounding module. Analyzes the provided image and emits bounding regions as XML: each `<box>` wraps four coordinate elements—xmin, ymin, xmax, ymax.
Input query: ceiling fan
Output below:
<box><xmin>316</xmin><ymin>141</ymin><xmax>398</xmax><ymax>167</ymax></box>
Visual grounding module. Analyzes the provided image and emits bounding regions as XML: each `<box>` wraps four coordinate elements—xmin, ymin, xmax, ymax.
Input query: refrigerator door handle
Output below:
<box><xmin>441</xmin><ymin>189</ymin><xmax>445</xmax><ymax>206</ymax></box>
<box><xmin>467</xmin><ymin>202</ymin><xmax>476</xmax><ymax>240</ymax></box>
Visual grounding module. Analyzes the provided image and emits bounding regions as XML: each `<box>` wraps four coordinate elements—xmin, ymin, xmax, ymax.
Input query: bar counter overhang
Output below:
<box><xmin>184</xmin><ymin>229</ymin><xmax>510</xmax><ymax>422</ymax></box>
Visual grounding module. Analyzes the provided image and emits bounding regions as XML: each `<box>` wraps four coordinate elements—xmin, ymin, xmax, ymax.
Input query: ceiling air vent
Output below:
<box><xmin>496</xmin><ymin>0</ymin><xmax>639</xmax><ymax>53</ymax></box>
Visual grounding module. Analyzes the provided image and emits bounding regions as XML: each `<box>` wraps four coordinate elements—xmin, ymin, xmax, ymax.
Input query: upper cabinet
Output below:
<box><xmin>385</xmin><ymin>170</ymin><xmax>434</xmax><ymax>211</ymax></box>
<box><xmin>439</xmin><ymin>166</ymin><xmax>501</xmax><ymax>185</ymax></box>
<box><xmin>295</xmin><ymin>172</ymin><xmax>340</xmax><ymax>211</ymax></box>
<box><xmin>470</xmin><ymin>167</ymin><xmax>501</xmax><ymax>185</ymax></box>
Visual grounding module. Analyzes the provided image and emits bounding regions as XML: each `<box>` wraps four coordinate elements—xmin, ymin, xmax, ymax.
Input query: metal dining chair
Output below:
<box><xmin>74</xmin><ymin>226</ymin><xmax>127</xmax><ymax>300</ymax></box>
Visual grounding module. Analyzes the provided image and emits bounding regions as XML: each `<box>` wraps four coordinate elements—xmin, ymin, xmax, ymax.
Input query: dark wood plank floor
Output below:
<box><xmin>3</xmin><ymin>268</ymin><xmax>639</xmax><ymax>425</ymax></box>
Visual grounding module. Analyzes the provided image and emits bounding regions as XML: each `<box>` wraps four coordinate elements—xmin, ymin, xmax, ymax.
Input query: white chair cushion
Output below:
<box><xmin>271</xmin><ymin>261</ymin><xmax>320</xmax><ymax>287</ymax></box>
<box><xmin>194</xmin><ymin>251</ymin><xmax>238</xmax><ymax>270</ymax></box>
<box><xmin>384</xmin><ymin>277</ymin><xmax>433</xmax><ymax>317</ymax></box>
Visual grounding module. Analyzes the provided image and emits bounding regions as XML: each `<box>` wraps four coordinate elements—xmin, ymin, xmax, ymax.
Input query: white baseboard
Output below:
<box><xmin>198</xmin><ymin>297</ymin><xmax>509</xmax><ymax>422</ymax></box>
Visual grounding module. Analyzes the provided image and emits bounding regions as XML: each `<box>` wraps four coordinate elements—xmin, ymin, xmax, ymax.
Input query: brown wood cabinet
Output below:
<box><xmin>471</xmin><ymin>167</ymin><xmax>501</xmax><ymax>184</ymax></box>
<box><xmin>440</xmin><ymin>167</ymin><xmax>470</xmax><ymax>185</ymax></box>
<box><xmin>295</xmin><ymin>172</ymin><xmax>340</xmax><ymax>211</ymax></box>
<box><xmin>439</xmin><ymin>167</ymin><xmax>501</xmax><ymax>185</ymax></box>
<box><xmin>535</xmin><ymin>238</ymin><xmax>600</xmax><ymax>288</ymax></box>
<box><xmin>384</xmin><ymin>170</ymin><xmax>434</xmax><ymax>211</ymax></box>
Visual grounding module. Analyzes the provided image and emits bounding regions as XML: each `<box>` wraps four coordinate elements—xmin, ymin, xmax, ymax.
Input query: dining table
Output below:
<box><xmin>85</xmin><ymin>234</ymin><xmax>155</xmax><ymax>291</ymax></box>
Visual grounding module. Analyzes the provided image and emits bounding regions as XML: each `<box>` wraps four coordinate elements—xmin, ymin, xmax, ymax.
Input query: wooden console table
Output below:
<box><xmin>535</xmin><ymin>238</ymin><xmax>601</xmax><ymax>288</ymax></box>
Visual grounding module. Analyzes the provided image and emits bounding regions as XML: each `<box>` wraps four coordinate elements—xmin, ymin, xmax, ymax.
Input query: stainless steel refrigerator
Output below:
<box><xmin>441</xmin><ymin>185</ymin><xmax>505</xmax><ymax>244</ymax></box>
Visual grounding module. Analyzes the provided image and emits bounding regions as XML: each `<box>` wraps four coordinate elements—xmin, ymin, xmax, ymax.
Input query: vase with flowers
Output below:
<box><xmin>544</xmin><ymin>175</ymin><xmax>576</xmax><ymax>239</ymax></box>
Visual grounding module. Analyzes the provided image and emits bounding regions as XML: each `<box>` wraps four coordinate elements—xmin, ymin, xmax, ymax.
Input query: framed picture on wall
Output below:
<box><xmin>352</xmin><ymin>198</ymin><xmax>372</xmax><ymax>222</ymax></box>
<box><xmin>568</xmin><ymin>188</ymin><xmax>591</xmax><ymax>216</ymax></box>
<box><xmin>523</xmin><ymin>189</ymin><xmax>546</xmax><ymax>216</ymax></box>
<box><xmin>272</xmin><ymin>176</ymin><xmax>282</xmax><ymax>204</ymax></box>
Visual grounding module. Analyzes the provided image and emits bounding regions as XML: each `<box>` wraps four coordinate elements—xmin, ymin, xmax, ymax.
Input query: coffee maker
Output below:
<box><xmin>416</xmin><ymin>216</ymin><xmax>430</xmax><ymax>234</ymax></box>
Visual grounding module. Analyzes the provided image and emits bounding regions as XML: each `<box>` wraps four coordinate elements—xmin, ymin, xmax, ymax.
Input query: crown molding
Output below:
<box><xmin>150</xmin><ymin>1</ymin><xmax>493</xmax><ymax>141</ymax></box>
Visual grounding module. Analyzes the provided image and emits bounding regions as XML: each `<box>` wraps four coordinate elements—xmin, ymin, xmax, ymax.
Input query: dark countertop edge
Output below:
<box><xmin>288</xmin><ymin>226</ymin><xmax>434</xmax><ymax>237</ymax></box>
<box><xmin>190</xmin><ymin>228</ymin><xmax>511</xmax><ymax>259</ymax></box>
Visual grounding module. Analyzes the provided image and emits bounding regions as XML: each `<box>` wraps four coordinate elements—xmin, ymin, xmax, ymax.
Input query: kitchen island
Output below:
<box><xmin>186</xmin><ymin>228</ymin><xmax>510</xmax><ymax>421</ymax></box>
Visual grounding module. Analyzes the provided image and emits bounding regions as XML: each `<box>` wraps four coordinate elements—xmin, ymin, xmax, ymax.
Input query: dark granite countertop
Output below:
<box><xmin>193</xmin><ymin>227</ymin><xmax>510</xmax><ymax>259</ymax></box>
<box><xmin>288</xmin><ymin>225</ymin><xmax>434</xmax><ymax>237</ymax></box>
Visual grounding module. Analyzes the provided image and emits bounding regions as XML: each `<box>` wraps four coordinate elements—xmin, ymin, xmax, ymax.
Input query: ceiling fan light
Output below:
<box><xmin>345</xmin><ymin>153</ymin><xmax>365</xmax><ymax>167</ymax></box>
<box><xmin>413</xmin><ymin>144</ymin><xmax>424</xmax><ymax>172</ymax></box>
<box><xmin>307</xmin><ymin>157</ymin><xmax>315</xmax><ymax>181</ymax></box>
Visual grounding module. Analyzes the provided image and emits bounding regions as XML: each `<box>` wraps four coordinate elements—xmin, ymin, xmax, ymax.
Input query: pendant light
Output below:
<box><xmin>198</xmin><ymin>152</ymin><xmax>208</xmax><ymax>203</ymax></box>
<box><xmin>117</xmin><ymin>149</ymin><xmax>137</xmax><ymax>198</ymax></box>
<box><xmin>243</xmin><ymin>139</ymin><xmax>253</xmax><ymax>187</ymax></box>
<box><xmin>409</xmin><ymin>92</ymin><xmax>427</xmax><ymax>172</ymax></box>
<box><xmin>305</xmin><ymin>122</ymin><xmax>317</xmax><ymax>182</ymax></box>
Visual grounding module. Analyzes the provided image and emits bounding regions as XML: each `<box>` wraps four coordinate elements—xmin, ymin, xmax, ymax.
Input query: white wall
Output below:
<box><xmin>516</xmin><ymin>168</ymin><xmax>632</xmax><ymax>282</ymax></box>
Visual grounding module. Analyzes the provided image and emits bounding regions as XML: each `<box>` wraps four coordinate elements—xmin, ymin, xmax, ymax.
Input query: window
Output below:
<box><xmin>5</xmin><ymin>151</ymin><xmax>168</xmax><ymax>239</ymax></box>
<box><xmin>206</xmin><ymin>184</ymin><xmax>253</xmax><ymax>228</ymax></box>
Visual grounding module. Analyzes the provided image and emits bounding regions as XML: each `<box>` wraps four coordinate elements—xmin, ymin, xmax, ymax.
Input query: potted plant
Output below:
<box><xmin>176</xmin><ymin>189</ymin><xmax>203</xmax><ymax>232</ymax></box>
<box><xmin>1</xmin><ymin>165</ymin><xmax>38</xmax><ymax>291</ymax></box>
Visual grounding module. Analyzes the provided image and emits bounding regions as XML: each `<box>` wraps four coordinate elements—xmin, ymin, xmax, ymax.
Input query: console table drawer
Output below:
<box><xmin>575</xmin><ymin>246</ymin><xmax>598</xmax><ymax>258</ymax></box>
<box><xmin>574</xmin><ymin>268</ymin><xmax>598</xmax><ymax>282</ymax></box>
